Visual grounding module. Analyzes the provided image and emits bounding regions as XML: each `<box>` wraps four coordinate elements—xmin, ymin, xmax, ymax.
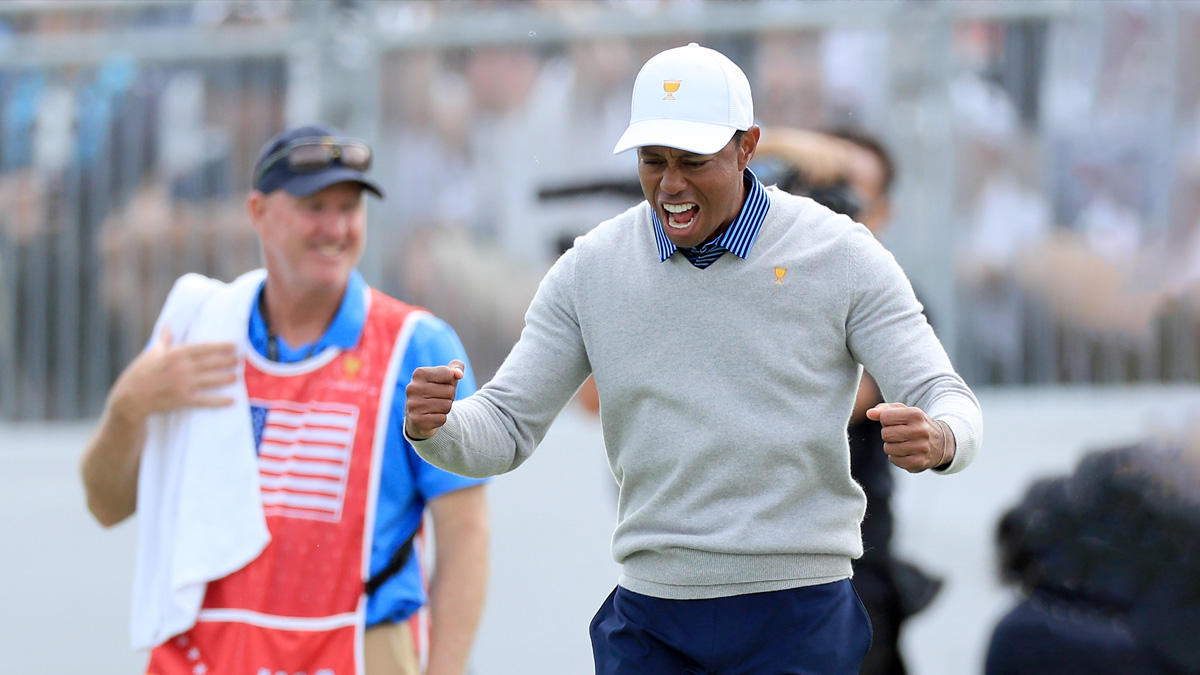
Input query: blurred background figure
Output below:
<box><xmin>754</xmin><ymin>126</ymin><xmax>943</xmax><ymax>675</ymax></box>
<box><xmin>987</xmin><ymin>437</ymin><xmax>1200</xmax><ymax>675</ymax></box>
<box><xmin>949</xmin><ymin>71</ymin><xmax>1052</xmax><ymax>386</ymax></box>
<box><xmin>5</xmin><ymin>0</ymin><xmax>1196</xmax><ymax>413</ymax></box>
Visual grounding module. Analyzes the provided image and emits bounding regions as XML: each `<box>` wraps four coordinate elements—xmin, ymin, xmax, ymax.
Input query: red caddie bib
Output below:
<box><xmin>147</xmin><ymin>290</ymin><xmax>422</xmax><ymax>675</ymax></box>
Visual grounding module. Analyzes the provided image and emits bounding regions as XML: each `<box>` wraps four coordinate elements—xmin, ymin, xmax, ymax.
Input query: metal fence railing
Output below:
<box><xmin>1</xmin><ymin>0</ymin><xmax>1197</xmax><ymax>420</ymax></box>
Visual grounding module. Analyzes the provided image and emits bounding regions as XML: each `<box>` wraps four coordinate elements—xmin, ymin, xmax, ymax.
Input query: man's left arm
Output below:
<box><xmin>424</xmin><ymin>483</ymin><xmax>489</xmax><ymax>675</ymax></box>
<box><xmin>865</xmin><ymin>401</ymin><xmax>956</xmax><ymax>473</ymax></box>
<box><xmin>846</xmin><ymin>229</ymin><xmax>982</xmax><ymax>474</ymax></box>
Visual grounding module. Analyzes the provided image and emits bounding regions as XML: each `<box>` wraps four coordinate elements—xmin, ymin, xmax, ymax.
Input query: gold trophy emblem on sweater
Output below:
<box><xmin>774</xmin><ymin>267</ymin><xmax>787</xmax><ymax>284</ymax></box>
<box><xmin>663</xmin><ymin>80</ymin><xmax>681</xmax><ymax>100</ymax></box>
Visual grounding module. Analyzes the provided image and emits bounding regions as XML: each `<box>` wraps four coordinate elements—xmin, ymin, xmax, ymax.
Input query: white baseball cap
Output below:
<box><xmin>612</xmin><ymin>42</ymin><xmax>754</xmax><ymax>156</ymax></box>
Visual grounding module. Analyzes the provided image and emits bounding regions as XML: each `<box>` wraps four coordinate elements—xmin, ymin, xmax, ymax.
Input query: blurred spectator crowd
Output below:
<box><xmin>3</xmin><ymin>0</ymin><xmax>1200</xmax><ymax>421</ymax></box>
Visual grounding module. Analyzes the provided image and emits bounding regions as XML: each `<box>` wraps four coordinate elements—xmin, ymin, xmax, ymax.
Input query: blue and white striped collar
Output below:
<box><xmin>651</xmin><ymin>167</ymin><xmax>771</xmax><ymax>263</ymax></box>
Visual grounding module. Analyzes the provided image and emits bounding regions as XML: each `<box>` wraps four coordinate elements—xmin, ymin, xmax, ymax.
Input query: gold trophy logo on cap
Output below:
<box><xmin>774</xmin><ymin>268</ymin><xmax>787</xmax><ymax>284</ymax></box>
<box><xmin>663</xmin><ymin>79</ymin><xmax>681</xmax><ymax>100</ymax></box>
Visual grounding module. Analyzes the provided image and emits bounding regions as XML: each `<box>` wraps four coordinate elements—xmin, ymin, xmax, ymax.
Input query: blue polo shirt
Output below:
<box><xmin>249</xmin><ymin>270</ymin><xmax>485</xmax><ymax>626</ymax></box>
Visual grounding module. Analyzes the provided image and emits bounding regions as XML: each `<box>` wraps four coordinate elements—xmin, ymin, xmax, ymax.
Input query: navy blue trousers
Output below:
<box><xmin>590</xmin><ymin>580</ymin><xmax>872</xmax><ymax>675</ymax></box>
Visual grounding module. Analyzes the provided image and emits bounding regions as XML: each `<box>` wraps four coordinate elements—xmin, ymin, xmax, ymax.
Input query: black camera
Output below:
<box><xmin>751</xmin><ymin>156</ymin><xmax>864</xmax><ymax>220</ymax></box>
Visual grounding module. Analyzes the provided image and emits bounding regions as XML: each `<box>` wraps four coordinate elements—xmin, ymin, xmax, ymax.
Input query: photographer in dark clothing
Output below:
<box><xmin>987</xmin><ymin>441</ymin><xmax>1200</xmax><ymax>675</ymax></box>
<box><xmin>754</xmin><ymin>127</ymin><xmax>942</xmax><ymax>675</ymax></box>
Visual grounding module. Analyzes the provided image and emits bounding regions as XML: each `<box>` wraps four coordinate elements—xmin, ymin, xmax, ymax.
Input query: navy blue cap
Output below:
<box><xmin>252</xmin><ymin>123</ymin><xmax>384</xmax><ymax>199</ymax></box>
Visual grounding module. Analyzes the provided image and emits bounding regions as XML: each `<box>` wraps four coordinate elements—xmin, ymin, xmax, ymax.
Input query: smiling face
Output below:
<box><xmin>248</xmin><ymin>181</ymin><xmax>366</xmax><ymax>299</ymax></box>
<box><xmin>636</xmin><ymin>126</ymin><xmax>760</xmax><ymax>249</ymax></box>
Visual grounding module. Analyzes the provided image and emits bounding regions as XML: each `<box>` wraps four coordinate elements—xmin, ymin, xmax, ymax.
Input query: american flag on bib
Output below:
<box><xmin>250</xmin><ymin>399</ymin><xmax>360</xmax><ymax>522</ymax></box>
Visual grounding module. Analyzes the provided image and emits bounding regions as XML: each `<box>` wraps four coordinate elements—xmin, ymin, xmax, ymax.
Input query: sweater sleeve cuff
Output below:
<box><xmin>401</xmin><ymin>422</ymin><xmax>429</xmax><ymax>446</ymax></box>
<box><xmin>405</xmin><ymin>415</ymin><xmax>463</xmax><ymax>470</ymax></box>
<box><xmin>405</xmin><ymin>414</ymin><xmax>502</xmax><ymax>480</ymax></box>
<box><xmin>931</xmin><ymin>414</ymin><xmax>980</xmax><ymax>475</ymax></box>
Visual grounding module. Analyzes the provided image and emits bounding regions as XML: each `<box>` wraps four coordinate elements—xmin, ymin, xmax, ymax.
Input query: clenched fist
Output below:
<box><xmin>405</xmin><ymin>359</ymin><xmax>466</xmax><ymax>440</ymax></box>
<box><xmin>865</xmin><ymin>402</ymin><xmax>956</xmax><ymax>473</ymax></box>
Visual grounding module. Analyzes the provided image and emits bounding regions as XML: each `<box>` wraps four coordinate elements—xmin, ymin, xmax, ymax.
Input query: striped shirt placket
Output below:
<box><xmin>651</xmin><ymin>167</ymin><xmax>771</xmax><ymax>269</ymax></box>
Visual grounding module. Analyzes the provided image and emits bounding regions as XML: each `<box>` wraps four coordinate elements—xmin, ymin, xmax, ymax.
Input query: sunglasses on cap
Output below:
<box><xmin>254</xmin><ymin>137</ymin><xmax>372</xmax><ymax>186</ymax></box>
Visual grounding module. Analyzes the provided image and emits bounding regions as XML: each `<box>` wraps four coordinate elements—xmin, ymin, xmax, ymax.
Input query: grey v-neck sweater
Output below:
<box><xmin>412</xmin><ymin>187</ymin><xmax>982</xmax><ymax>599</ymax></box>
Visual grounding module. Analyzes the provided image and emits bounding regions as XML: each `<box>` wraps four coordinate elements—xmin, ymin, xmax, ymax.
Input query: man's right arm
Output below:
<box><xmin>80</xmin><ymin>327</ymin><xmax>239</xmax><ymax>527</ymax></box>
<box><xmin>404</xmin><ymin>360</ymin><xmax>466</xmax><ymax>442</ymax></box>
<box><xmin>81</xmin><ymin>395</ymin><xmax>149</xmax><ymax>528</ymax></box>
<box><xmin>404</xmin><ymin>250</ymin><xmax>592</xmax><ymax>478</ymax></box>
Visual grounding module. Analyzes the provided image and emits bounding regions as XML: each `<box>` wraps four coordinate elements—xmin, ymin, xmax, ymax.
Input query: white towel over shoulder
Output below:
<box><xmin>130</xmin><ymin>269</ymin><xmax>270</xmax><ymax>650</ymax></box>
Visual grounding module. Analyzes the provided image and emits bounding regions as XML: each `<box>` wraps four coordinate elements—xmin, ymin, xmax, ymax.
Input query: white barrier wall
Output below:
<box><xmin>5</xmin><ymin>384</ymin><xmax>1200</xmax><ymax>675</ymax></box>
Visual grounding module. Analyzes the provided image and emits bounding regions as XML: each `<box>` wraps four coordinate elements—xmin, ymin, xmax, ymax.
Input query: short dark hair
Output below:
<box><xmin>827</xmin><ymin>127</ymin><xmax>895</xmax><ymax>195</ymax></box>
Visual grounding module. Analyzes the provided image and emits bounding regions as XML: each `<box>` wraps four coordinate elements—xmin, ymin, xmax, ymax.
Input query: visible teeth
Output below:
<box><xmin>663</xmin><ymin>203</ymin><xmax>696</xmax><ymax>213</ymax></box>
<box><xmin>317</xmin><ymin>245</ymin><xmax>341</xmax><ymax>255</ymax></box>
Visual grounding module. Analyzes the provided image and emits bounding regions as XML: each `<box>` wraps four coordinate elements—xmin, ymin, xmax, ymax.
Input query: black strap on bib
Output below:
<box><xmin>365</xmin><ymin>529</ymin><xmax>419</xmax><ymax>595</ymax></box>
